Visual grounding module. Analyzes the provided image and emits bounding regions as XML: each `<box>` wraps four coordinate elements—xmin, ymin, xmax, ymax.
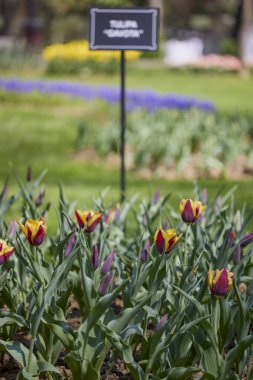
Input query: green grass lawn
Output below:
<box><xmin>0</xmin><ymin>66</ymin><xmax>253</xmax><ymax>230</ymax></box>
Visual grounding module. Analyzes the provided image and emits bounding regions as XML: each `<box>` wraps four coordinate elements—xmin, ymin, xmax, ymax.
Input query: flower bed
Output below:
<box><xmin>0</xmin><ymin>77</ymin><xmax>216</xmax><ymax>112</ymax></box>
<box><xmin>0</xmin><ymin>171</ymin><xmax>253</xmax><ymax>379</ymax></box>
<box><xmin>42</xmin><ymin>40</ymin><xmax>142</xmax><ymax>74</ymax></box>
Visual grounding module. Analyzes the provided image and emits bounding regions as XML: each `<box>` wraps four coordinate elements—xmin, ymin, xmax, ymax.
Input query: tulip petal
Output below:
<box><xmin>181</xmin><ymin>199</ymin><xmax>195</xmax><ymax>223</ymax></box>
<box><xmin>32</xmin><ymin>225</ymin><xmax>45</xmax><ymax>246</ymax></box>
<box><xmin>86</xmin><ymin>213</ymin><xmax>102</xmax><ymax>233</ymax></box>
<box><xmin>19</xmin><ymin>223</ymin><xmax>28</xmax><ymax>239</ymax></box>
<box><xmin>75</xmin><ymin>210</ymin><xmax>85</xmax><ymax>228</ymax></box>
<box><xmin>155</xmin><ymin>229</ymin><xmax>165</xmax><ymax>254</ymax></box>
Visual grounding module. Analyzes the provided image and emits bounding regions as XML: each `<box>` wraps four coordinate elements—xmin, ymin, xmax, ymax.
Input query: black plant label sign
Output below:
<box><xmin>89</xmin><ymin>8</ymin><xmax>159</xmax><ymax>51</ymax></box>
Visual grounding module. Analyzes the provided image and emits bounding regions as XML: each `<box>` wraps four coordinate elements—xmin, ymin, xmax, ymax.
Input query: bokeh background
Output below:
<box><xmin>0</xmin><ymin>0</ymin><xmax>253</xmax><ymax>220</ymax></box>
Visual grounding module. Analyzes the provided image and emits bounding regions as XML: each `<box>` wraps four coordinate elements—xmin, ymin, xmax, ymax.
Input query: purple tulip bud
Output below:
<box><xmin>105</xmin><ymin>204</ymin><xmax>120</xmax><ymax>224</ymax></box>
<box><xmin>233</xmin><ymin>244</ymin><xmax>241</xmax><ymax>265</ymax></box>
<box><xmin>35</xmin><ymin>188</ymin><xmax>46</xmax><ymax>207</ymax></box>
<box><xmin>228</xmin><ymin>230</ymin><xmax>236</xmax><ymax>247</ymax></box>
<box><xmin>26</xmin><ymin>166</ymin><xmax>32</xmax><ymax>182</ymax></box>
<box><xmin>98</xmin><ymin>272</ymin><xmax>113</xmax><ymax>296</ymax></box>
<box><xmin>152</xmin><ymin>190</ymin><xmax>161</xmax><ymax>205</ymax></box>
<box><xmin>140</xmin><ymin>240</ymin><xmax>150</xmax><ymax>263</ymax></box>
<box><xmin>64</xmin><ymin>232</ymin><xmax>76</xmax><ymax>257</ymax></box>
<box><xmin>163</xmin><ymin>221</ymin><xmax>169</xmax><ymax>230</ymax></box>
<box><xmin>92</xmin><ymin>245</ymin><xmax>100</xmax><ymax>269</ymax></box>
<box><xmin>240</xmin><ymin>231</ymin><xmax>253</xmax><ymax>248</ymax></box>
<box><xmin>155</xmin><ymin>314</ymin><xmax>168</xmax><ymax>331</ymax></box>
<box><xmin>101</xmin><ymin>251</ymin><xmax>115</xmax><ymax>275</ymax></box>
<box><xmin>7</xmin><ymin>221</ymin><xmax>17</xmax><ymax>240</ymax></box>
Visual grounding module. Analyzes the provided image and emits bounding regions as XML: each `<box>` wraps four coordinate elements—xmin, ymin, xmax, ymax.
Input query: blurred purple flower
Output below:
<box><xmin>98</xmin><ymin>272</ymin><xmax>113</xmax><ymax>296</ymax></box>
<box><xmin>201</xmin><ymin>188</ymin><xmax>207</xmax><ymax>205</ymax></box>
<box><xmin>0</xmin><ymin>78</ymin><xmax>216</xmax><ymax>113</ymax></box>
<box><xmin>152</xmin><ymin>190</ymin><xmax>161</xmax><ymax>205</ymax></box>
<box><xmin>7</xmin><ymin>221</ymin><xmax>17</xmax><ymax>240</ymax></box>
<box><xmin>35</xmin><ymin>188</ymin><xmax>46</xmax><ymax>207</ymax></box>
<box><xmin>155</xmin><ymin>314</ymin><xmax>168</xmax><ymax>331</ymax></box>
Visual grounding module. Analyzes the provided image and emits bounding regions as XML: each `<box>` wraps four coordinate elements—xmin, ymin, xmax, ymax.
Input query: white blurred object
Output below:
<box><xmin>242</xmin><ymin>26</ymin><xmax>253</xmax><ymax>64</ymax></box>
<box><xmin>164</xmin><ymin>38</ymin><xmax>203</xmax><ymax>66</ymax></box>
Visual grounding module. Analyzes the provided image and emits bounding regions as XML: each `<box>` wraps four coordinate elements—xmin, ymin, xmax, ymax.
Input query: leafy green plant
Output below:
<box><xmin>0</xmin><ymin>171</ymin><xmax>252</xmax><ymax>379</ymax></box>
<box><xmin>83</xmin><ymin>109</ymin><xmax>253</xmax><ymax>177</ymax></box>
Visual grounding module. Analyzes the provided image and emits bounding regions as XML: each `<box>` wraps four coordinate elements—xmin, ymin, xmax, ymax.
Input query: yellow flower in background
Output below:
<box><xmin>43</xmin><ymin>40</ymin><xmax>142</xmax><ymax>62</ymax></box>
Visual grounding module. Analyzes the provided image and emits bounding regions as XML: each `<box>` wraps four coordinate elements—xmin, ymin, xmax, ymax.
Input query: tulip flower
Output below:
<box><xmin>35</xmin><ymin>188</ymin><xmax>46</xmax><ymax>207</ymax></box>
<box><xmin>19</xmin><ymin>217</ymin><xmax>47</xmax><ymax>246</ymax></box>
<box><xmin>98</xmin><ymin>272</ymin><xmax>113</xmax><ymax>296</ymax></box>
<box><xmin>75</xmin><ymin>210</ymin><xmax>102</xmax><ymax>232</ymax></box>
<box><xmin>239</xmin><ymin>231</ymin><xmax>253</xmax><ymax>248</ymax></box>
<box><xmin>140</xmin><ymin>240</ymin><xmax>150</xmax><ymax>263</ymax></box>
<box><xmin>64</xmin><ymin>231</ymin><xmax>76</xmax><ymax>257</ymax></box>
<box><xmin>155</xmin><ymin>314</ymin><xmax>168</xmax><ymax>331</ymax></box>
<box><xmin>228</xmin><ymin>230</ymin><xmax>236</xmax><ymax>247</ymax></box>
<box><xmin>180</xmin><ymin>199</ymin><xmax>206</xmax><ymax>224</ymax></box>
<box><xmin>101</xmin><ymin>251</ymin><xmax>115</xmax><ymax>275</ymax></box>
<box><xmin>92</xmin><ymin>245</ymin><xmax>100</xmax><ymax>269</ymax></box>
<box><xmin>0</xmin><ymin>239</ymin><xmax>14</xmax><ymax>264</ymax></box>
<box><xmin>105</xmin><ymin>204</ymin><xmax>120</xmax><ymax>224</ymax></box>
<box><xmin>154</xmin><ymin>227</ymin><xmax>181</xmax><ymax>254</ymax></box>
<box><xmin>152</xmin><ymin>190</ymin><xmax>161</xmax><ymax>205</ymax></box>
<box><xmin>208</xmin><ymin>269</ymin><xmax>233</xmax><ymax>296</ymax></box>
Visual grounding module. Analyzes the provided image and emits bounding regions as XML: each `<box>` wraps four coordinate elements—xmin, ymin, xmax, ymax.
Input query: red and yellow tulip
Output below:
<box><xmin>208</xmin><ymin>269</ymin><xmax>233</xmax><ymax>296</ymax></box>
<box><xmin>0</xmin><ymin>239</ymin><xmax>14</xmax><ymax>264</ymax></box>
<box><xmin>75</xmin><ymin>210</ymin><xmax>102</xmax><ymax>233</ymax></box>
<box><xmin>19</xmin><ymin>217</ymin><xmax>47</xmax><ymax>246</ymax></box>
<box><xmin>154</xmin><ymin>227</ymin><xmax>181</xmax><ymax>254</ymax></box>
<box><xmin>180</xmin><ymin>199</ymin><xmax>206</xmax><ymax>224</ymax></box>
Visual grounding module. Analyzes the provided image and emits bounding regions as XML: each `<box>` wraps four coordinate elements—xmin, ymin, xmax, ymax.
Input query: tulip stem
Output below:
<box><xmin>28</xmin><ymin>337</ymin><xmax>35</xmax><ymax>373</ymax></box>
<box><xmin>183</xmin><ymin>225</ymin><xmax>189</xmax><ymax>271</ymax></box>
<box><xmin>214</xmin><ymin>297</ymin><xmax>220</xmax><ymax>346</ymax></box>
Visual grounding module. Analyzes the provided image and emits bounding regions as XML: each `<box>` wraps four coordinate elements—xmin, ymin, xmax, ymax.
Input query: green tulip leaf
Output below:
<box><xmin>0</xmin><ymin>340</ymin><xmax>38</xmax><ymax>373</ymax></box>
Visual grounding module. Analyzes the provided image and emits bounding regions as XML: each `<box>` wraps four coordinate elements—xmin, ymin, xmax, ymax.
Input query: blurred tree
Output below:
<box><xmin>40</xmin><ymin>0</ymin><xmax>144</xmax><ymax>43</ymax></box>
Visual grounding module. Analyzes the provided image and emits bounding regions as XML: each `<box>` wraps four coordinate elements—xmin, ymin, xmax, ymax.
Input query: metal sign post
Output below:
<box><xmin>120</xmin><ymin>50</ymin><xmax>126</xmax><ymax>202</ymax></box>
<box><xmin>89</xmin><ymin>7</ymin><xmax>159</xmax><ymax>202</ymax></box>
